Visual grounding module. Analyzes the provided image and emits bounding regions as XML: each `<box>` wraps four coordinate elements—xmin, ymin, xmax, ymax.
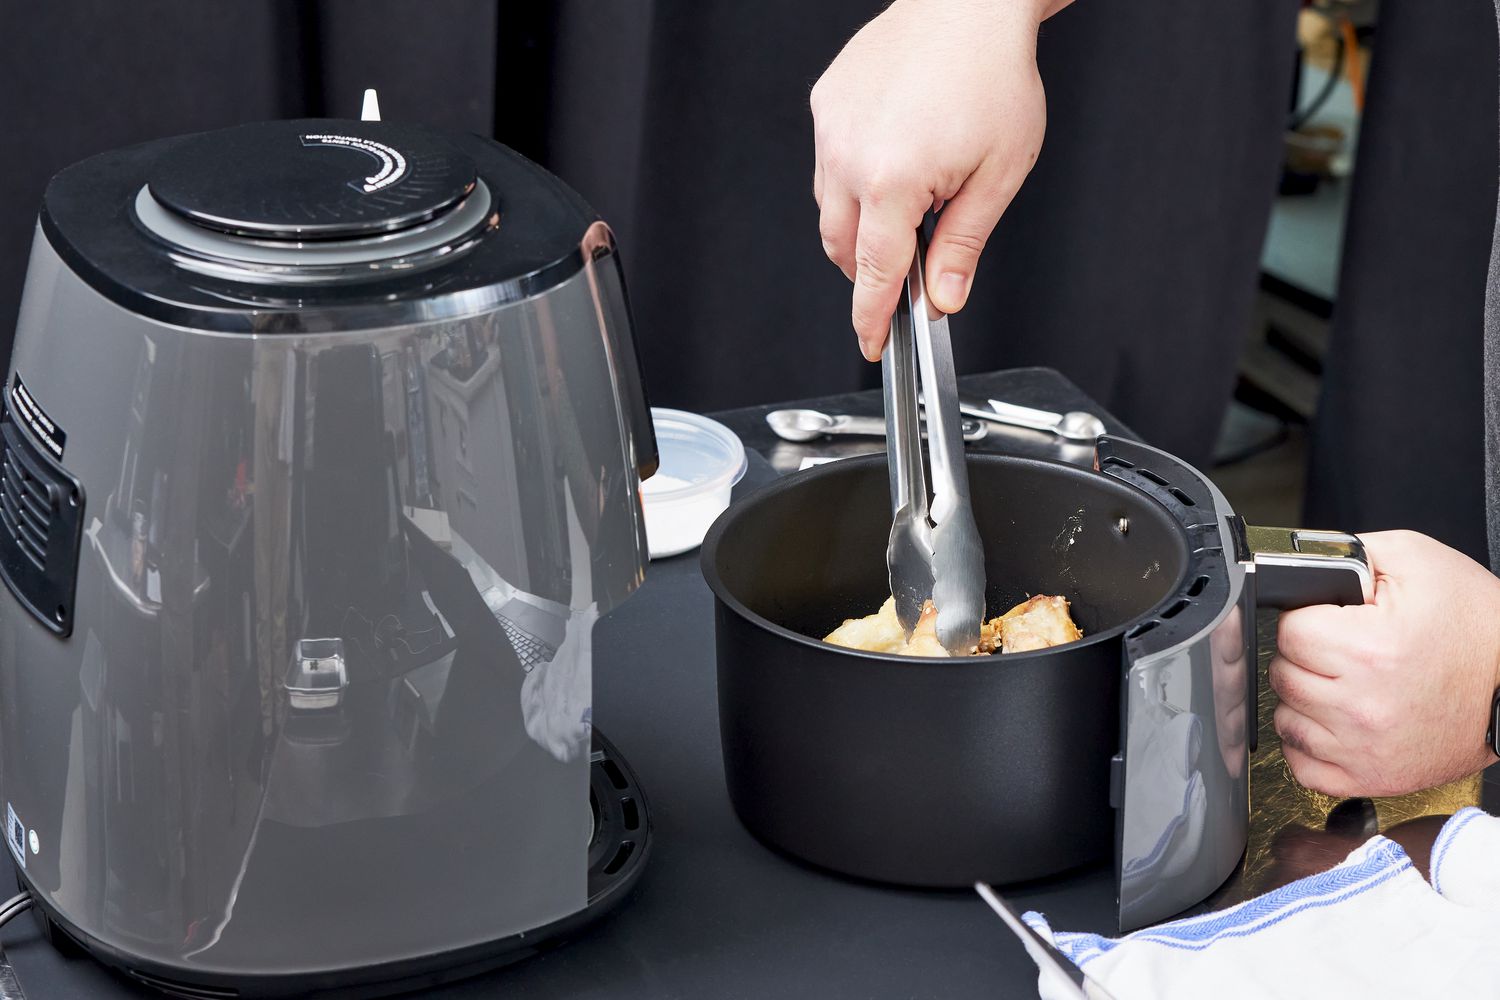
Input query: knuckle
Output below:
<box><xmin>817</xmin><ymin>145</ymin><xmax>845</xmax><ymax>179</ymax></box>
<box><xmin>818</xmin><ymin>217</ymin><xmax>845</xmax><ymax>249</ymax></box>
<box><xmin>860</xmin><ymin>163</ymin><xmax>920</xmax><ymax>206</ymax></box>
<box><xmin>1349</xmin><ymin>696</ymin><xmax>1395</xmax><ymax>735</ymax></box>
<box><xmin>1274</xmin><ymin>674</ymin><xmax>1299</xmax><ymax>709</ymax></box>
<box><xmin>1357</xmin><ymin>632</ymin><xmax>1395</xmax><ymax>675</ymax></box>
<box><xmin>853</xmin><ymin>248</ymin><xmax>896</xmax><ymax>290</ymax></box>
<box><xmin>937</xmin><ymin>228</ymin><xmax>987</xmax><ymax>258</ymax></box>
<box><xmin>1272</xmin><ymin>706</ymin><xmax>1304</xmax><ymax>752</ymax></box>
<box><xmin>1280</xmin><ymin>743</ymin><xmax>1312</xmax><ymax>780</ymax></box>
<box><xmin>1274</xmin><ymin>617</ymin><xmax>1310</xmax><ymax>658</ymax></box>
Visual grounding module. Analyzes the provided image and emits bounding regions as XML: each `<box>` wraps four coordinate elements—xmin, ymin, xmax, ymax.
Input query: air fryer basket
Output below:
<box><xmin>704</xmin><ymin>454</ymin><xmax>1191</xmax><ymax>886</ymax></box>
<box><xmin>703</xmin><ymin>444</ymin><xmax>1368</xmax><ymax>928</ymax></box>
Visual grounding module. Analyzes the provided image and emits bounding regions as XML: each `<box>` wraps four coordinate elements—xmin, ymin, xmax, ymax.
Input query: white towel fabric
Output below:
<box><xmin>1023</xmin><ymin>806</ymin><xmax>1500</xmax><ymax>999</ymax></box>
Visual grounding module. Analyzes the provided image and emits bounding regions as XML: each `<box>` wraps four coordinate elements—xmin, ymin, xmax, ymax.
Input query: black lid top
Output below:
<box><xmin>147</xmin><ymin>121</ymin><xmax>478</xmax><ymax>239</ymax></box>
<box><xmin>38</xmin><ymin>119</ymin><xmax>605</xmax><ymax>333</ymax></box>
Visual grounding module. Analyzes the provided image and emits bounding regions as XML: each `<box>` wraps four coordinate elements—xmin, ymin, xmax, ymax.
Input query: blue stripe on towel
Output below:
<box><xmin>1123</xmin><ymin>859</ymin><xmax>1409</xmax><ymax>957</ymax></box>
<box><xmin>1031</xmin><ymin>838</ymin><xmax>1412</xmax><ymax>968</ymax></box>
<box><xmin>1430</xmin><ymin>806</ymin><xmax>1484</xmax><ymax>896</ymax></box>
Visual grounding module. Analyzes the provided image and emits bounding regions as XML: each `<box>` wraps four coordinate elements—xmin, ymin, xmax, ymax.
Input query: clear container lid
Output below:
<box><xmin>641</xmin><ymin>408</ymin><xmax>747</xmax><ymax>504</ymax></box>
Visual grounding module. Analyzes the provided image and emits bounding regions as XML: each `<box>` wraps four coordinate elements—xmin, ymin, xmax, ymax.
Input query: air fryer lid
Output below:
<box><xmin>38</xmin><ymin>117</ymin><xmax>603</xmax><ymax>330</ymax></box>
<box><xmin>147</xmin><ymin>120</ymin><xmax>478</xmax><ymax>239</ymax></box>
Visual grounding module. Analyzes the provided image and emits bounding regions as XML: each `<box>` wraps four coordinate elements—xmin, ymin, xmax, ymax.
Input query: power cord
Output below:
<box><xmin>0</xmin><ymin>893</ymin><xmax>30</xmax><ymax>930</ymax></box>
<box><xmin>0</xmin><ymin>891</ymin><xmax>31</xmax><ymax>1000</ymax></box>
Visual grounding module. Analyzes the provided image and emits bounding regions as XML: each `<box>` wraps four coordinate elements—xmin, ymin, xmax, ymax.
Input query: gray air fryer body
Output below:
<box><xmin>0</xmin><ymin>119</ymin><xmax>656</xmax><ymax>996</ymax></box>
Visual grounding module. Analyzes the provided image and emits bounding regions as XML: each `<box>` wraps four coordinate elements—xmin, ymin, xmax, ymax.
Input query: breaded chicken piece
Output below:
<box><xmin>996</xmin><ymin>595</ymin><xmax>1083</xmax><ymax>653</ymax></box>
<box><xmin>824</xmin><ymin>598</ymin><xmax>951</xmax><ymax>657</ymax></box>
<box><xmin>825</xmin><ymin>594</ymin><xmax>1082</xmax><ymax>657</ymax></box>
<box><xmin>897</xmin><ymin>601</ymin><xmax>949</xmax><ymax>658</ymax></box>
<box><xmin>823</xmin><ymin>596</ymin><xmax>907</xmax><ymax>653</ymax></box>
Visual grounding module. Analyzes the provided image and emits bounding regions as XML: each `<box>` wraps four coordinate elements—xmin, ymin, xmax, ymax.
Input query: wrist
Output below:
<box><xmin>912</xmin><ymin>0</ymin><xmax>1053</xmax><ymax>33</ymax></box>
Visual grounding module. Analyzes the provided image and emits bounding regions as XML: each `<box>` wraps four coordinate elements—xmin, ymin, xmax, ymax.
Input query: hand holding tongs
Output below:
<box><xmin>882</xmin><ymin>230</ymin><xmax>986</xmax><ymax>653</ymax></box>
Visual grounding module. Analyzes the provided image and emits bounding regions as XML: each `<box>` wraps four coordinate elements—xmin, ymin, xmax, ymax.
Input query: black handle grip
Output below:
<box><xmin>1248</xmin><ymin>526</ymin><xmax>1371</xmax><ymax>611</ymax></box>
<box><xmin>1255</xmin><ymin>561</ymin><xmax>1367</xmax><ymax>610</ymax></box>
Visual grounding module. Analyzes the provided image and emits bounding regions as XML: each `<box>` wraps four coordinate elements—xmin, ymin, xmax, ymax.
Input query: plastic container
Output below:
<box><xmin>641</xmin><ymin>408</ymin><xmax>747</xmax><ymax>558</ymax></box>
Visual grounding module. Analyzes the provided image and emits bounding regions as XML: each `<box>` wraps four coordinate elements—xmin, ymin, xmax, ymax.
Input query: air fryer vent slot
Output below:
<box><xmin>1167</xmin><ymin>486</ymin><xmax>1196</xmax><ymax>507</ymax></box>
<box><xmin>0</xmin><ymin>448</ymin><xmax>52</xmax><ymax>570</ymax></box>
<box><xmin>0</xmin><ymin>400</ymin><xmax>85</xmax><ymax>637</ymax></box>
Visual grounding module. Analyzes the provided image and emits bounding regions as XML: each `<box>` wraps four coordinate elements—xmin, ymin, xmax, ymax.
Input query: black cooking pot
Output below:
<box><xmin>701</xmin><ymin>442</ymin><xmax>1369</xmax><ymax>907</ymax></box>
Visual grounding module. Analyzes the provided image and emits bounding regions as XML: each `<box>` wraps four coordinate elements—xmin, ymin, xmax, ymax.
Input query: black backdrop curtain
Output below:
<box><xmin>5</xmin><ymin>1</ymin><xmax>1295</xmax><ymax>470</ymax></box>
<box><xmin>545</xmin><ymin>0</ymin><xmax>1301</xmax><ymax>468</ymax></box>
<box><xmin>0</xmin><ymin>0</ymin><xmax>502</xmax><ymax>350</ymax></box>
<box><xmin>1304</xmin><ymin>0</ymin><xmax>1498</xmax><ymax>565</ymax></box>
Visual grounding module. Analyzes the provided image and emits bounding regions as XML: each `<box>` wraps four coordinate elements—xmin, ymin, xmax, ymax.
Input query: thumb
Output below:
<box><xmin>925</xmin><ymin>169</ymin><xmax>1012</xmax><ymax>314</ymax></box>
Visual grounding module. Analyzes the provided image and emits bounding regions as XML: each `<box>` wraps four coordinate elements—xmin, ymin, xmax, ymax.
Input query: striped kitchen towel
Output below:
<box><xmin>1022</xmin><ymin>807</ymin><xmax>1500</xmax><ymax>999</ymax></box>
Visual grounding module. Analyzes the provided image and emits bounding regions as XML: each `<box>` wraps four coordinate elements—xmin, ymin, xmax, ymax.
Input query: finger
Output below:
<box><xmin>1273</xmin><ymin>700</ymin><xmax>1344</xmax><ymax>762</ymax></box>
<box><xmin>818</xmin><ymin>184</ymin><xmax>859</xmax><ymax>284</ymax></box>
<box><xmin>1274</xmin><ymin>602</ymin><xmax>1376</xmax><ymax>678</ymax></box>
<box><xmin>851</xmin><ymin>189</ymin><xmax>927</xmax><ymax>360</ymax></box>
<box><xmin>1268</xmin><ymin>653</ymin><xmax>1342</xmax><ymax>720</ymax></box>
<box><xmin>1281</xmin><ymin>742</ymin><xmax>1360</xmax><ymax>798</ymax></box>
<box><xmin>924</xmin><ymin>162</ymin><xmax>1012</xmax><ymax>314</ymax></box>
<box><xmin>1356</xmin><ymin>530</ymin><xmax>1425</xmax><ymax>602</ymax></box>
<box><xmin>1357</xmin><ymin>529</ymin><xmax>1426</xmax><ymax>573</ymax></box>
<box><xmin>813</xmin><ymin>158</ymin><xmax>825</xmax><ymax>209</ymax></box>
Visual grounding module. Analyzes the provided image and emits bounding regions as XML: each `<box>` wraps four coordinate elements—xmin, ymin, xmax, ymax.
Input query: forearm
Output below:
<box><xmin>906</xmin><ymin>0</ymin><xmax>1073</xmax><ymax>32</ymax></box>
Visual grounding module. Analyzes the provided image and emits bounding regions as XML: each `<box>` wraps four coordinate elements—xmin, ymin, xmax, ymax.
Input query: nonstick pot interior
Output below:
<box><xmin>710</xmin><ymin>454</ymin><xmax>1189</xmax><ymax>650</ymax></box>
<box><xmin>703</xmin><ymin>453</ymin><xmax>1194</xmax><ymax>886</ymax></box>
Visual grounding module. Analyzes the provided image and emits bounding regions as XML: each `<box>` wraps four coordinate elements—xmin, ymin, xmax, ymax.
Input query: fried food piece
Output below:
<box><xmin>996</xmin><ymin>595</ymin><xmax>1083</xmax><ymax>653</ymax></box>
<box><xmin>823</xmin><ymin>594</ymin><xmax>1082</xmax><ymax>656</ymax></box>
<box><xmin>975</xmin><ymin>617</ymin><xmax>1003</xmax><ymax>656</ymax></box>
<box><xmin>824</xmin><ymin>598</ymin><xmax>952</xmax><ymax>657</ymax></box>
<box><xmin>824</xmin><ymin>596</ymin><xmax>908</xmax><ymax>653</ymax></box>
<box><xmin>897</xmin><ymin>601</ymin><xmax>949</xmax><ymax>658</ymax></box>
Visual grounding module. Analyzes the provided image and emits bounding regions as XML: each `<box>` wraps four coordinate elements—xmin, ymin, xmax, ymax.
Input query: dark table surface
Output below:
<box><xmin>0</xmin><ymin>367</ymin><xmax>1485</xmax><ymax>998</ymax></box>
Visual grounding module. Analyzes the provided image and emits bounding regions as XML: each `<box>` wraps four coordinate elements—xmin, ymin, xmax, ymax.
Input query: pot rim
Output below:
<box><xmin>700</xmin><ymin>452</ymin><xmax>1191</xmax><ymax>666</ymax></box>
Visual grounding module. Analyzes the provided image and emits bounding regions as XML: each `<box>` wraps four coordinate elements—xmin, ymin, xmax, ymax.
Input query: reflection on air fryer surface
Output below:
<box><xmin>823</xmin><ymin>593</ymin><xmax>1083</xmax><ymax>657</ymax></box>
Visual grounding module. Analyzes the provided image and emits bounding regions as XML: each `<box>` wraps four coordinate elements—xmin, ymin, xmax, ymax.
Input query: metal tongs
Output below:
<box><xmin>882</xmin><ymin>230</ymin><xmax>986</xmax><ymax>653</ymax></box>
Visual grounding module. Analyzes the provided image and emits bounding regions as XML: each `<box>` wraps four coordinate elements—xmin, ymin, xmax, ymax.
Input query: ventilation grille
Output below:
<box><xmin>0</xmin><ymin>406</ymin><xmax>84</xmax><ymax>637</ymax></box>
<box><xmin>0</xmin><ymin>439</ymin><xmax>53</xmax><ymax>572</ymax></box>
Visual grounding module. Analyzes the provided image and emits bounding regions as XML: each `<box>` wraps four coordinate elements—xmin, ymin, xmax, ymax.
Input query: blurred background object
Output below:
<box><xmin>0</xmin><ymin>0</ymin><xmax>1494</xmax><ymax>559</ymax></box>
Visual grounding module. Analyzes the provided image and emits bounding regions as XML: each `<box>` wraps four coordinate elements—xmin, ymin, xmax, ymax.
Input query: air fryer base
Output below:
<box><xmin>16</xmin><ymin>730</ymin><xmax>650</xmax><ymax>1000</ymax></box>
